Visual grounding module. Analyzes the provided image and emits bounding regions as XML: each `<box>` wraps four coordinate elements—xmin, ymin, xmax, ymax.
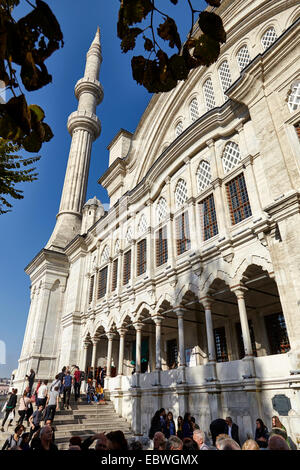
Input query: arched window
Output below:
<box><xmin>156</xmin><ymin>197</ymin><xmax>168</xmax><ymax>224</ymax></box>
<box><xmin>261</xmin><ymin>27</ymin><xmax>277</xmax><ymax>51</ymax></box>
<box><xmin>236</xmin><ymin>45</ymin><xmax>251</xmax><ymax>71</ymax></box>
<box><xmin>175</xmin><ymin>179</ymin><xmax>188</xmax><ymax>208</ymax></box>
<box><xmin>138</xmin><ymin>214</ymin><xmax>148</xmax><ymax>235</ymax></box>
<box><xmin>222</xmin><ymin>142</ymin><xmax>242</xmax><ymax>174</ymax></box>
<box><xmin>218</xmin><ymin>60</ymin><xmax>232</xmax><ymax>99</ymax></box>
<box><xmin>288</xmin><ymin>81</ymin><xmax>300</xmax><ymax>112</ymax></box>
<box><xmin>190</xmin><ymin>98</ymin><xmax>199</xmax><ymax>122</ymax></box>
<box><xmin>125</xmin><ymin>226</ymin><xmax>133</xmax><ymax>244</ymax></box>
<box><xmin>175</xmin><ymin>121</ymin><xmax>183</xmax><ymax>137</ymax></box>
<box><xmin>197</xmin><ymin>160</ymin><xmax>212</xmax><ymax>192</ymax></box>
<box><xmin>115</xmin><ymin>239</ymin><xmax>120</xmax><ymax>254</ymax></box>
<box><xmin>101</xmin><ymin>245</ymin><xmax>109</xmax><ymax>264</ymax></box>
<box><xmin>203</xmin><ymin>78</ymin><xmax>216</xmax><ymax>111</ymax></box>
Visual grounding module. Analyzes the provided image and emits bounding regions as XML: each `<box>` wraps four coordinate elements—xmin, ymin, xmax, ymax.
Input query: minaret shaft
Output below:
<box><xmin>46</xmin><ymin>28</ymin><xmax>103</xmax><ymax>250</ymax></box>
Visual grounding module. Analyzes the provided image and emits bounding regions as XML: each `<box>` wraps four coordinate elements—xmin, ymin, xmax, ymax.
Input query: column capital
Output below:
<box><xmin>174</xmin><ymin>308</ymin><xmax>185</xmax><ymax>318</ymax></box>
<box><xmin>201</xmin><ymin>296</ymin><xmax>214</xmax><ymax>310</ymax></box>
<box><xmin>133</xmin><ymin>322</ymin><xmax>144</xmax><ymax>331</ymax></box>
<box><xmin>106</xmin><ymin>332</ymin><xmax>115</xmax><ymax>341</ymax></box>
<box><xmin>231</xmin><ymin>285</ymin><xmax>248</xmax><ymax>299</ymax></box>
<box><xmin>151</xmin><ymin>315</ymin><xmax>164</xmax><ymax>325</ymax></box>
<box><xmin>206</xmin><ymin>138</ymin><xmax>215</xmax><ymax>148</ymax></box>
<box><xmin>117</xmin><ymin>328</ymin><xmax>127</xmax><ymax>337</ymax></box>
<box><xmin>83</xmin><ymin>341</ymin><xmax>90</xmax><ymax>349</ymax></box>
<box><xmin>91</xmin><ymin>336</ymin><xmax>99</xmax><ymax>345</ymax></box>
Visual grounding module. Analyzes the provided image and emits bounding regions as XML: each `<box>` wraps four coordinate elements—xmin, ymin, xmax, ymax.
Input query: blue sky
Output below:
<box><xmin>0</xmin><ymin>0</ymin><xmax>206</xmax><ymax>377</ymax></box>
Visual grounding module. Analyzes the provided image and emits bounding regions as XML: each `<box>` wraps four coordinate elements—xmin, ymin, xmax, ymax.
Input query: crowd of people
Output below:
<box><xmin>0</xmin><ymin>367</ymin><xmax>297</xmax><ymax>451</ymax></box>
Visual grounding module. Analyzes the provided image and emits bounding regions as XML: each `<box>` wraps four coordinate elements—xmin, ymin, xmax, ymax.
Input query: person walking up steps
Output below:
<box><xmin>62</xmin><ymin>370</ymin><xmax>73</xmax><ymax>409</ymax></box>
<box><xmin>17</xmin><ymin>391</ymin><xmax>31</xmax><ymax>426</ymax></box>
<box><xmin>1</xmin><ymin>388</ymin><xmax>17</xmax><ymax>431</ymax></box>
<box><xmin>73</xmin><ymin>366</ymin><xmax>81</xmax><ymax>402</ymax></box>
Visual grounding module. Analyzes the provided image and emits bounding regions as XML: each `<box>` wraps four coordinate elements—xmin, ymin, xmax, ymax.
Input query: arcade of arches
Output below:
<box><xmin>82</xmin><ymin>266</ymin><xmax>290</xmax><ymax>381</ymax></box>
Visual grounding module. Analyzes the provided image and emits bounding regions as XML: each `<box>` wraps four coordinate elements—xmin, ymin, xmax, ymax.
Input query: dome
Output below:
<box><xmin>83</xmin><ymin>196</ymin><xmax>102</xmax><ymax>208</ymax></box>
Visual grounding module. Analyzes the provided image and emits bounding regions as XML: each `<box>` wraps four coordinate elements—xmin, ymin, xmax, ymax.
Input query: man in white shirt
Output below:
<box><xmin>37</xmin><ymin>380</ymin><xmax>48</xmax><ymax>409</ymax></box>
<box><xmin>44</xmin><ymin>386</ymin><xmax>59</xmax><ymax>423</ymax></box>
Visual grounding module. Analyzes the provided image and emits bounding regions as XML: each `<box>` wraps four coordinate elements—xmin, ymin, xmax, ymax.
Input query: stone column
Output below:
<box><xmin>106</xmin><ymin>333</ymin><xmax>115</xmax><ymax>377</ymax></box>
<box><xmin>134</xmin><ymin>322</ymin><xmax>143</xmax><ymax>388</ymax></box>
<box><xmin>176</xmin><ymin>310</ymin><xmax>186</xmax><ymax>367</ymax></box>
<box><xmin>135</xmin><ymin>323</ymin><xmax>143</xmax><ymax>374</ymax></box>
<box><xmin>232</xmin><ymin>286</ymin><xmax>256</xmax><ymax>378</ymax></box>
<box><xmin>118</xmin><ymin>329</ymin><xmax>127</xmax><ymax>376</ymax></box>
<box><xmin>201</xmin><ymin>297</ymin><xmax>218</xmax><ymax>381</ymax></box>
<box><xmin>82</xmin><ymin>341</ymin><xmax>90</xmax><ymax>373</ymax></box>
<box><xmin>153</xmin><ymin>316</ymin><xmax>164</xmax><ymax>386</ymax></box>
<box><xmin>91</xmin><ymin>337</ymin><xmax>99</xmax><ymax>372</ymax></box>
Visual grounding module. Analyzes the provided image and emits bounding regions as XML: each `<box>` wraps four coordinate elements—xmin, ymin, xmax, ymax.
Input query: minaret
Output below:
<box><xmin>47</xmin><ymin>27</ymin><xmax>103</xmax><ymax>250</ymax></box>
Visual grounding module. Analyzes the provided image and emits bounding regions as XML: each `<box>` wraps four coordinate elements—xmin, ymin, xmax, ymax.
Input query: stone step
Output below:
<box><xmin>53</xmin><ymin>420</ymin><xmax>130</xmax><ymax>432</ymax></box>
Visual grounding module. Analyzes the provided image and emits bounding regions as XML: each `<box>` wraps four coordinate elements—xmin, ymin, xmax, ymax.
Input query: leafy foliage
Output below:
<box><xmin>0</xmin><ymin>0</ymin><xmax>63</xmax><ymax>151</ymax></box>
<box><xmin>0</xmin><ymin>138</ymin><xmax>40</xmax><ymax>214</ymax></box>
<box><xmin>117</xmin><ymin>0</ymin><xmax>226</xmax><ymax>93</ymax></box>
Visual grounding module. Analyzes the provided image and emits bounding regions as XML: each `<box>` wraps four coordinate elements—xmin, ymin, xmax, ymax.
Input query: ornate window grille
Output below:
<box><xmin>97</xmin><ymin>266</ymin><xmax>108</xmax><ymax>299</ymax></box>
<box><xmin>137</xmin><ymin>239</ymin><xmax>147</xmax><ymax>276</ymax></box>
<box><xmin>218</xmin><ymin>60</ymin><xmax>232</xmax><ymax>100</ymax></box>
<box><xmin>261</xmin><ymin>27</ymin><xmax>277</xmax><ymax>51</ymax></box>
<box><xmin>288</xmin><ymin>82</ymin><xmax>300</xmax><ymax>112</ymax></box>
<box><xmin>125</xmin><ymin>226</ymin><xmax>133</xmax><ymax>244</ymax></box>
<box><xmin>112</xmin><ymin>259</ymin><xmax>118</xmax><ymax>292</ymax></box>
<box><xmin>222</xmin><ymin>141</ymin><xmax>242</xmax><ymax>174</ymax></box>
<box><xmin>203</xmin><ymin>78</ymin><xmax>216</xmax><ymax>111</ymax></box>
<box><xmin>115</xmin><ymin>239</ymin><xmax>120</xmax><ymax>254</ymax></box>
<box><xmin>175</xmin><ymin>179</ymin><xmax>188</xmax><ymax>209</ymax></box>
<box><xmin>101</xmin><ymin>245</ymin><xmax>109</xmax><ymax>264</ymax></box>
<box><xmin>175</xmin><ymin>212</ymin><xmax>190</xmax><ymax>255</ymax></box>
<box><xmin>226</xmin><ymin>173</ymin><xmax>252</xmax><ymax>225</ymax></box>
<box><xmin>175</xmin><ymin>121</ymin><xmax>183</xmax><ymax>137</ymax></box>
<box><xmin>264</xmin><ymin>313</ymin><xmax>290</xmax><ymax>354</ymax></box>
<box><xmin>190</xmin><ymin>98</ymin><xmax>199</xmax><ymax>122</ymax></box>
<box><xmin>156</xmin><ymin>197</ymin><xmax>168</xmax><ymax>224</ymax></box>
<box><xmin>237</xmin><ymin>45</ymin><xmax>251</xmax><ymax>71</ymax></box>
<box><xmin>197</xmin><ymin>160</ymin><xmax>212</xmax><ymax>192</ymax></box>
<box><xmin>214</xmin><ymin>327</ymin><xmax>228</xmax><ymax>362</ymax></box>
<box><xmin>138</xmin><ymin>214</ymin><xmax>148</xmax><ymax>235</ymax></box>
<box><xmin>199</xmin><ymin>194</ymin><xmax>218</xmax><ymax>241</ymax></box>
<box><xmin>123</xmin><ymin>250</ymin><xmax>131</xmax><ymax>285</ymax></box>
<box><xmin>156</xmin><ymin>226</ymin><xmax>168</xmax><ymax>266</ymax></box>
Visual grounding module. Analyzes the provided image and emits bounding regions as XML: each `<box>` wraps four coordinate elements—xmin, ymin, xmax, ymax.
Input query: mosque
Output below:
<box><xmin>14</xmin><ymin>0</ymin><xmax>300</xmax><ymax>444</ymax></box>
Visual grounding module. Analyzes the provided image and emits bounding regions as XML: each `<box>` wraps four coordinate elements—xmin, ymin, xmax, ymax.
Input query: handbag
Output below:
<box><xmin>1</xmin><ymin>400</ymin><xmax>7</xmax><ymax>413</ymax></box>
<box><xmin>8</xmin><ymin>410</ymin><xmax>15</xmax><ymax>421</ymax></box>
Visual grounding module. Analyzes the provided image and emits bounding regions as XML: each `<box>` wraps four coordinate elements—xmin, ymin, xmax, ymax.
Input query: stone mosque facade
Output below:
<box><xmin>14</xmin><ymin>0</ymin><xmax>300</xmax><ymax>444</ymax></box>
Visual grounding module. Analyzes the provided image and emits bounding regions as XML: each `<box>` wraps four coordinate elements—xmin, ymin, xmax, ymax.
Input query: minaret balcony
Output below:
<box><xmin>67</xmin><ymin>110</ymin><xmax>101</xmax><ymax>139</ymax></box>
<box><xmin>75</xmin><ymin>77</ymin><xmax>104</xmax><ymax>105</ymax></box>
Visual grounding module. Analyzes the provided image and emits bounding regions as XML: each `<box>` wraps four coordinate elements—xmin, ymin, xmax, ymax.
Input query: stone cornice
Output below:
<box><xmin>98</xmin><ymin>157</ymin><xmax>126</xmax><ymax>189</ymax></box>
<box><xmin>25</xmin><ymin>248</ymin><xmax>69</xmax><ymax>278</ymax></box>
<box><xmin>263</xmin><ymin>190</ymin><xmax>300</xmax><ymax>224</ymax></box>
<box><xmin>107</xmin><ymin>129</ymin><xmax>133</xmax><ymax>150</ymax></box>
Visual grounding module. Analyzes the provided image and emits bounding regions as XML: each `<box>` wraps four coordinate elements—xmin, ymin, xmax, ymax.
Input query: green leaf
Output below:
<box><xmin>41</xmin><ymin>122</ymin><xmax>53</xmax><ymax>142</ymax></box>
<box><xmin>0</xmin><ymin>114</ymin><xmax>23</xmax><ymax>140</ymax></box>
<box><xmin>169</xmin><ymin>54</ymin><xmax>189</xmax><ymax>81</ymax></box>
<box><xmin>193</xmin><ymin>34</ymin><xmax>220</xmax><ymax>66</ymax></box>
<box><xmin>118</xmin><ymin>0</ymin><xmax>153</xmax><ymax>28</ymax></box>
<box><xmin>143</xmin><ymin>36</ymin><xmax>154</xmax><ymax>52</ymax></box>
<box><xmin>5</xmin><ymin>94</ymin><xmax>31</xmax><ymax>135</ymax></box>
<box><xmin>22</xmin><ymin>130</ymin><xmax>42</xmax><ymax>153</ymax></box>
<box><xmin>131</xmin><ymin>55</ymin><xmax>147</xmax><ymax>86</ymax></box>
<box><xmin>20</xmin><ymin>52</ymin><xmax>52</xmax><ymax>91</ymax></box>
<box><xmin>198</xmin><ymin>11</ymin><xmax>226</xmax><ymax>43</ymax></box>
<box><xmin>157</xmin><ymin>17</ymin><xmax>181</xmax><ymax>50</ymax></box>
<box><xmin>120</xmin><ymin>27</ymin><xmax>143</xmax><ymax>53</ymax></box>
<box><xmin>205</xmin><ymin>0</ymin><xmax>221</xmax><ymax>6</ymax></box>
<box><xmin>29</xmin><ymin>104</ymin><xmax>45</xmax><ymax>123</ymax></box>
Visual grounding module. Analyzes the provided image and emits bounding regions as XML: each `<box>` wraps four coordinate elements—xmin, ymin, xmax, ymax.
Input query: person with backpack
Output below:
<box><xmin>2</xmin><ymin>424</ymin><xmax>24</xmax><ymax>450</ymax></box>
<box><xmin>1</xmin><ymin>388</ymin><xmax>18</xmax><ymax>431</ymax></box>
<box><xmin>29</xmin><ymin>404</ymin><xmax>44</xmax><ymax>440</ymax></box>
<box><xmin>62</xmin><ymin>370</ymin><xmax>73</xmax><ymax>409</ymax></box>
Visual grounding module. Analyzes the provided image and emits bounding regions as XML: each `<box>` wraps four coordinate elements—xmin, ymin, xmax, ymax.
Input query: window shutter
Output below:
<box><xmin>200</xmin><ymin>194</ymin><xmax>218</xmax><ymax>240</ymax></box>
<box><xmin>137</xmin><ymin>239</ymin><xmax>147</xmax><ymax>276</ymax></box>
<box><xmin>97</xmin><ymin>266</ymin><xmax>108</xmax><ymax>299</ymax></box>
<box><xmin>123</xmin><ymin>250</ymin><xmax>131</xmax><ymax>285</ymax></box>
<box><xmin>88</xmin><ymin>275</ymin><xmax>94</xmax><ymax>304</ymax></box>
<box><xmin>156</xmin><ymin>226</ymin><xmax>168</xmax><ymax>266</ymax></box>
<box><xmin>112</xmin><ymin>259</ymin><xmax>118</xmax><ymax>292</ymax></box>
<box><xmin>226</xmin><ymin>173</ymin><xmax>252</xmax><ymax>225</ymax></box>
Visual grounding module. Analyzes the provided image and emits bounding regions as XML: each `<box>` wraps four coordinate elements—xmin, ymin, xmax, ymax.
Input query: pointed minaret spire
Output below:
<box><xmin>47</xmin><ymin>28</ymin><xmax>104</xmax><ymax>250</ymax></box>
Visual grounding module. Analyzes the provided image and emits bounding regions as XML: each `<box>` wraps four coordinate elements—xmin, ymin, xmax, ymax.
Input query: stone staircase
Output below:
<box><xmin>1</xmin><ymin>397</ymin><xmax>133</xmax><ymax>450</ymax></box>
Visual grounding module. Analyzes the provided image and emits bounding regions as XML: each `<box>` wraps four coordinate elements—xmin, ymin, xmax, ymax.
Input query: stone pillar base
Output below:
<box><xmin>242</xmin><ymin>356</ymin><xmax>256</xmax><ymax>379</ymax></box>
<box><xmin>131</xmin><ymin>388</ymin><xmax>142</xmax><ymax>435</ymax></box>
